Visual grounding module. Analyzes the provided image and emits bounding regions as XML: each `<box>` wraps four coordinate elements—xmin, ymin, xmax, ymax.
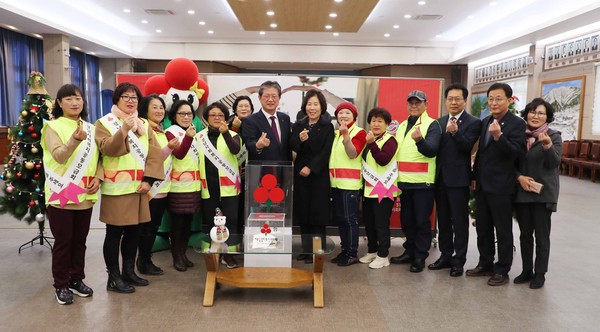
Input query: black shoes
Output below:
<box><xmin>410</xmin><ymin>258</ymin><xmax>425</xmax><ymax>273</ymax></box>
<box><xmin>122</xmin><ymin>260</ymin><xmax>149</xmax><ymax>286</ymax></box>
<box><xmin>487</xmin><ymin>273</ymin><xmax>509</xmax><ymax>286</ymax></box>
<box><xmin>450</xmin><ymin>266</ymin><xmax>464</xmax><ymax>277</ymax></box>
<box><xmin>390</xmin><ymin>252</ymin><xmax>413</xmax><ymax>264</ymax></box>
<box><xmin>428</xmin><ymin>257</ymin><xmax>452</xmax><ymax>270</ymax></box>
<box><xmin>55</xmin><ymin>287</ymin><xmax>73</xmax><ymax>305</ymax></box>
<box><xmin>337</xmin><ymin>254</ymin><xmax>358</xmax><ymax>267</ymax></box>
<box><xmin>530</xmin><ymin>274</ymin><xmax>545</xmax><ymax>289</ymax></box>
<box><xmin>513</xmin><ymin>270</ymin><xmax>534</xmax><ymax>284</ymax></box>
<box><xmin>466</xmin><ymin>265</ymin><xmax>494</xmax><ymax>277</ymax></box>
<box><xmin>107</xmin><ymin>268</ymin><xmax>135</xmax><ymax>293</ymax></box>
<box><xmin>221</xmin><ymin>255</ymin><xmax>239</xmax><ymax>269</ymax></box>
<box><xmin>137</xmin><ymin>257</ymin><xmax>164</xmax><ymax>276</ymax></box>
<box><xmin>330</xmin><ymin>252</ymin><xmax>344</xmax><ymax>264</ymax></box>
<box><xmin>297</xmin><ymin>254</ymin><xmax>313</xmax><ymax>264</ymax></box>
<box><xmin>69</xmin><ymin>280</ymin><xmax>93</xmax><ymax>297</ymax></box>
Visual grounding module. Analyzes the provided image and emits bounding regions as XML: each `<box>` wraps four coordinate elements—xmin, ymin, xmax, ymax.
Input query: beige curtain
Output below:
<box><xmin>355</xmin><ymin>78</ymin><xmax>379</xmax><ymax>129</ymax></box>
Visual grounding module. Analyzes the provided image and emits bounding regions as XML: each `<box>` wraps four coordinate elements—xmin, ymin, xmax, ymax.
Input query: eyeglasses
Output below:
<box><xmin>407</xmin><ymin>100</ymin><xmax>423</xmax><ymax>106</ymax></box>
<box><xmin>261</xmin><ymin>94</ymin><xmax>279</xmax><ymax>100</ymax></box>
<box><xmin>176</xmin><ymin>112</ymin><xmax>194</xmax><ymax>118</ymax></box>
<box><xmin>208</xmin><ymin>114</ymin><xmax>224</xmax><ymax>119</ymax></box>
<box><xmin>120</xmin><ymin>95</ymin><xmax>138</xmax><ymax>102</ymax></box>
<box><xmin>487</xmin><ymin>97</ymin><xmax>507</xmax><ymax>104</ymax></box>
<box><xmin>446</xmin><ymin>97</ymin><xmax>464</xmax><ymax>103</ymax></box>
<box><xmin>528</xmin><ymin>111</ymin><xmax>547</xmax><ymax>117</ymax></box>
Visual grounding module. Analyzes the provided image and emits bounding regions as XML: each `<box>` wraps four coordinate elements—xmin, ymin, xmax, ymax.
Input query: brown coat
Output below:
<box><xmin>95</xmin><ymin>119</ymin><xmax>164</xmax><ymax>226</ymax></box>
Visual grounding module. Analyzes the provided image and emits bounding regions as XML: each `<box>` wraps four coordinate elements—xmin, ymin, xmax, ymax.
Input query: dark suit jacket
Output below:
<box><xmin>242</xmin><ymin>110</ymin><xmax>292</xmax><ymax>162</ymax></box>
<box><xmin>473</xmin><ymin>111</ymin><xmax>526</xmax><ymax>195</ymax></box>
<box><xmin>515</xmin><ymin>128</ymin><xmax>562</xmax><ymax>209</ymax></box>
<box><xmin>436</xmin><ymin>112</ymin><xmax>482</xmax><ymax>187</ymax></box>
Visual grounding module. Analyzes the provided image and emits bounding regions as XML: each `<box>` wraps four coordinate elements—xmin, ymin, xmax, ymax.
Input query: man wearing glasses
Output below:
<box><xmin>242</xmin><ymin>80</ymin><xmax>291</xmax><ymax>162</ymax></box>
<box><xmin>390</xmin><ymin>90</ymin><xmax>441</xmax><ymax>273</ymax></box>
<box><xmin>429</xmin><ymin>84</ymin><xmax>481</xmax><ymax>277</ymax></box>
<box><xmin>467</xmin><ymin>82</ymin><xmax>526</xmax><ymax>286</ymax></box>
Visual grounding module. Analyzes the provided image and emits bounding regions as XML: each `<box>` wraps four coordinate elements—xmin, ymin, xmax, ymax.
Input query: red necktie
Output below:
<box><xmin>270</xmin><ymin>116</ymin><xmax>280</xmax><ymax>144</ymax></box>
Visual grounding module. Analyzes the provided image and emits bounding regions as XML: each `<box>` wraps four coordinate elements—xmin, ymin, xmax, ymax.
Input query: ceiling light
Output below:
<box><xmin>393</xmin><ymin>24</ymin><xmax>400</xmax><ymax>29</ymax></box>
<box><xmin>73</xmin><ymin>46</ymin><xmax>81</xmax><ymax>51</ymax></box>
<box><xmin>333</xmin><ymin>32</ymin><xmax>340</xmax><ymax>36</ymax></box>
<box><xmin>208</xmin><ymin>30</ymin><xmax>214</xmax><ymax>34</ymax></box>
<box><xmin>199</xmin><ymin>21</ymin><xmax>206</xmax><ymax>25</ymax></box>
<box><xmin>489</xmin><ymin>1</ymin><xmax>497</xmax><ymax>5</ymax></box>
<box><xmin>259</xmin><ymin>31</ymin><xmax>266</xmax><ymax>35</ymax></box>
<box><xmin>5</xmin><ymin>25</ymin><xmax>17</xmax><ymax>30</ymax></box>
<box><xmin>32</xmin><ymin>33</ymin><xmax>42</xmax><ymax>38</ymax></box>
<box><xmin>467</xmin><ymin>15</ymin><xmax>474</xmax><ymax>19</ymax></box>
<box><xmin>404</xmin><ymin>14</ymin><xmax>411</xmax><ymax>19</ymax></box>
<box><xmin>329</xmin><ymin>13</ymin><xmax>337</xmax><ymax>18</ymax></box>
<box><xmin>436</xmin><ymin>34</ymin><xmax>442</xmax><ymax>38</ymax></box>
<box><xmin>418</xmin><ymin>1</ymin><xmax>426</xmax><ymax>5</ymax></box>
<box><xmin>270</xmin><ymin>23</ymin><xmax>278</xmax><ymax>28</ymax></box>
<box><xmin>384</xmin><ymin>33</ymin><xmax>390</xmax><ymax>37</ymax></box>
<box><xmin>89</xmin><ymin>52</ymin><xmax>96</xmax><ymax>55</ymax></box>
<box><xmin>123</xmin><ymin>8</ymin><xmax>131</xmax><ymax>13</ymax></box>
<box><xmin>266</xmin><ymin>11</ymin><xmax>274</xmax><ymax>16</ymax></box>
<box><xmin>156</xmin><ymin>29</ymin><xmax>162</xmax><ymax>33</ymax></box>
<box><xmin>141</xmin><ymin>20</ymin><xmax>148</xmax><ymax>24</ymax></box>
<box><xmin>334</xmin><ymin>0</ymin><xmax>343</xmax><ymax>3</ymax></box>
<box><xmin>325</xmin><ymin>25</ymin><xmax>332</xmax><ymax>30</ymax></box>
<box><xmin>187</xmin><ymin>10</ymin><xmax>195</xmax><ymax>15</ymax></box>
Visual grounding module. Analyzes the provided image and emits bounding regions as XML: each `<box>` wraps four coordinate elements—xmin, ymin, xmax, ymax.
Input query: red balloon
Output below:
<box><xmin>253</xmin><ymin>187</ymin><xmax>269</xmax><ymax>203</ymax></box>
<box><xmin>261</xmin><ymin>174</ymin><xmax>278</xmax><ymax>189</ymax></box>
<box><xmin>143</xmin><ymin>75</ymin><xmax>170</xmax><ymax>96</ymax></box>
<box><xmin>165</xmin><ymin>58</ymin><xmax>199</xmax><ymax>90</ymax></box>
<box><xmin>263</xmin><ymin>223</ymin><xmax>269</xmax><ymax>229</ymax></box>
<box><xmin>269</xmin><ymin>187</ymin><xmax>285</xmax><ymax>203</ymax></box>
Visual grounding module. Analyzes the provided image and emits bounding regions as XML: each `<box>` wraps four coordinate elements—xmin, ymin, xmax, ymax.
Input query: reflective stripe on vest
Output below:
<box><xmin>329</xmin><ymin>124</ymin><xmax>365</xmax><ymax>190</ymax></box>
<box><xmin>396</xmin><ymin>112</ymin><xmax>437</xmax><ymax>184</ymax></box>
<box><xmin>166</xmin><ymin>126</ymin><xmax>202</xmax><ymax>193</ymax></box>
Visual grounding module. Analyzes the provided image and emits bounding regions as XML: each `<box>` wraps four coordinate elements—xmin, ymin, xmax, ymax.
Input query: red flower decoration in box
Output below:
<box><xmin>253</xmin><ymin>174</ymin><xmax>285</xmax><ymax>204</ymax></box>
<box><xmin>260</xmin><ymin>223</ymin><xmax>272</xmax><ymax>235</ymax></box>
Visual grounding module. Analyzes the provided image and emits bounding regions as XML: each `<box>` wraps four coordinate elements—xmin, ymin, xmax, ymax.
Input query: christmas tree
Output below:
<box><xmin>0</xmin><ymin>72</ymin><xmax>52</xmax><ymax>223</ymax></box>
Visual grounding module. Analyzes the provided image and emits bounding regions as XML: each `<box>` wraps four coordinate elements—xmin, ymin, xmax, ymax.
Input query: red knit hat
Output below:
<box><xmin>335</xmin><ymin>101</ymin><xmax>358</xmax><ymax>119</ymax></box>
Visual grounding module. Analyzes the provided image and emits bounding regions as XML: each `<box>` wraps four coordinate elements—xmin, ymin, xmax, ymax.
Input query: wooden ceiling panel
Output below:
<box><xmin>227</xmin><ymin>0</ymin><xmax>379</xmax><ymax>32</ymax></box>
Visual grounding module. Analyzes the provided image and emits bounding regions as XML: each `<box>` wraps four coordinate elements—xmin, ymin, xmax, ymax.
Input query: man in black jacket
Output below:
<box><xmin>429</xmin><ymin>84</ymin><xmax>481</xmax><ymax>277</ymax></box>
<box><xmin>467</xmin><ymin>82</ymin><xmax>526</xmax><ymax>286</ymax></box>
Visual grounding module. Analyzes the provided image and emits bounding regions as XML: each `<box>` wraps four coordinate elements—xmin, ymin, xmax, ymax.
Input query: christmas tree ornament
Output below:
<box><xmin>30</xmin><ymin>105</ymin><xmax>39</xmax><ymax>113</ymax></box>
<box><xmin>21</xmin><ymin>110</ymin><xmax>28</xmax><ymax>117</ymax></box>
<box><xmin>25</xmin><ymin>162</ymin><xmax>34</xmax><ymax>170</ymax></box>
<box><xmin>0</xmin><ymin>174</ymin><xmax>4</xmax><ymax>180</ymax></box>
<box><xmin>33</xmin><ymin>173</ymin><xmax>40</xmax><ymax>179</ymax></box>
<box><xmin>16</xmin><ymin>172</ymin><xmax>22</xmax><ymax>179</ymax></box>
<box><xmin>35</xmin><ymin>164</ymin><xmax>42</xmax><ymax>170</ymax></box>
<box><xmin>35</xmin><ymin>213</ymin><xmax>45</xmax><ymax>222</ymax></box>
<box><xmin>28</xmin><ymin>200</ymin><xmax>36</xmax><ymax>207</ymax></box>
<box><xmin>31</xmin><ymin>132</ymin><xmax>39</xmax><ymax>139</ymax></box>
<box><xmin>28</xmin><ymin>125</ymin><xmax>35</xmax><ymax>132</ymax></box>
<box><xmin>31</xmin><ymin>147</ymin><xmax>39</xmax><ymax>154</ymax></box>
<box><xmin>6</xmin><ymin>184</ymin><xmax>14</xmax><ymax>193</ymax></box>
<box><xmin>35</xmin><ymin>187</ymin><xmax>41</xmax><ymax>193</ymax></box>
<box><xmin>18</xmin><ymin>131</ymin><xmax>23</xmax><ymax>136</ymax></box>
<box><xmin>4</xmin><ymin>172</ymin><xmax>10</xmax><ymax>179</ymax></box>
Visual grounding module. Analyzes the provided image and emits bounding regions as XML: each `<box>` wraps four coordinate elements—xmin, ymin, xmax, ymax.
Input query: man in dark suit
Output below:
<box><xmin>242</xmin><ymin>80</ymin><xmax>292</xmax><ymax>163</ymax></box>
<box><xmin>429</xmin><ymin>84</ymin><xmax>481</xmax><ymax>277</ymax></box>
<box><xmin>467</xmin><ymin>82</ymin><xmax>526</xmax><ymax>286</ymax></box>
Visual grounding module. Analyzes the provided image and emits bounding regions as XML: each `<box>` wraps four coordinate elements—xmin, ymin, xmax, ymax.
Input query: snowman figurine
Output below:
<box><xmin>209</xmin><ymin>208</ymin><xmax>229</xmax><ymax>252</ymax></box>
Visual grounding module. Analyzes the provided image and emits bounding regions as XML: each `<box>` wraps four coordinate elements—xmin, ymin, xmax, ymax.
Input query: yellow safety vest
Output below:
<box><xmin>329</xmin><ymin>124</ymin><xmax>365</xmax><ymax>190</ymax></box>
<box><xmin>363</xmin><ymin>132</ymin><xmax>400</xmax><ymax>198</ymax></box>
<box><xmin>167</xmin><ymin>127</ymin><xmax>201</xmax><ymax>193</ymax></box>
<box><xmin>98</xmin><ymin>116</ymin><xmax>150</xmax><ymax>195</ymax></box>
<box><xmin>153</xmin><ymin>130</ymin><xmax>172</xmax><ymax>194</ymax></box>
<box><xmin>41</xmin><ymin>117</ymin><xmax>99</xmax><ymax>205</ymax></box>
<box><xmin>396</xmin><ymin>112</ymin><xmax>437</xmax><ymax>184</ymax></box>
<box><xmin>198</xmin><ymin>129</ymin><xmax>240</xmax><ymax>199</ymax></box>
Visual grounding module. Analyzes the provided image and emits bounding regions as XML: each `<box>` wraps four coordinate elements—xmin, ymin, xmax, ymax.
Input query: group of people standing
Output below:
<box><xmin>42</xmin><ymin>79</ymin><xmax>561</xmax><ymax>305</ymax></box>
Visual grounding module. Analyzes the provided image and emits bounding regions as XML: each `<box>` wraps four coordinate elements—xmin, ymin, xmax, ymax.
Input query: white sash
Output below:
<box><xmin>197</xmin><ymin>130</ymin><xmax>240</xmax><ymax>187</ymax></box>
<box><xmin>362</xmin><ymin>161</ymin><xmax>398</xmax><ymax>190</ymax></box>
<box><xmin>148</xmin><ymin>159</ymin><xmax>172</xmax><ymax>199</ymax></box>
<box><xmin>236</xmin><ymin>145</ymin><xmax>248</xmax><ymax>165</ymax></box>
<box><xmin>45</xmin><ymin>121</ymin><xmax>96</xmax><ymax>196</ymax></box>
<box><xmin>166</xmin><ymin>126</ymin><xmax>200</xmax><ymax>163</ymax></box>
<box><xmin>101</xmin><ymin>114</ymin><xmax>147</xmax><ymax>168</ymax></box>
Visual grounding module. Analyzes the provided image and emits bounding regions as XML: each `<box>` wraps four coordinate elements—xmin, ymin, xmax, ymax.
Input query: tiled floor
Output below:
<box><xmin>0</xmin><ymin>175</ymin><xmax>598</xmax><ymax>331</ymax></box>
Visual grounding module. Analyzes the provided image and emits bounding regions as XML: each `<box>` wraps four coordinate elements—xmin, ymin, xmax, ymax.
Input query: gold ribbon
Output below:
<box><xmin>189</xmin><ymin>82</ymin><xmax>205</xmax><ymax>100</ymax></box>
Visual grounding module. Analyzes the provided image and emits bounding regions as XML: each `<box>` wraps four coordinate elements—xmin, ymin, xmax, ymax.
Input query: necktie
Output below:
<box><xmin>450</xmin><ymin>116</ymin><xmax>456</xmax><ymax>123</ymax></box>
<box><xmin>270</xmin><ymin>116</ymin><xmax>280</xmax><ymax>144</ymax></box>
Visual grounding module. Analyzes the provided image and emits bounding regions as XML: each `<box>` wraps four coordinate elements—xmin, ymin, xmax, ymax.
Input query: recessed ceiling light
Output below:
<box><xmin>208</xmin><ymin>30</ymin><xmax>214</xmax><ymax>34</ymax></box>
<box><xmin>333</xmin><ymin>32</ymin><xmax>340</xmax><ymax>36</ymax></box>
<box><xmin>187</xmin><ymin>10</ymin><xmax>195</xmax><ymax>15</ymax></box>
<box><xmin>123</xmin><ymin>8</ymin><xmax>131</xmax><ymax>13</ymax></box>
<box><xmin>32</xmin><ymin>33</ymin><xmax>42</xmax><ymax>38</ymax></box>
<box><xmin>5</xmin><ymin>25</ymin><xmax>17</xmax><ymax>30</ymax></box>
<box><xmin>325</xmin><ymin>25</ymin><xmax>332</xmax><ymax>30</ymax></box>
<box><xmin>436</xmin><ymin>34</ymin><xmax>442</xmax><ymax>38</ymax></box>
<box><xmin>259</xmin><ymin>31</ymin><xmax>266</xmax><ymax>35</ymax></box>
<box><xmin>73</xmin><ymin>46</ymin><xmax>81</xmax><ymax>51</ymax></box>
<box><xmin>156</xmin><ymin>29</ymin><xmax>162</xmax><ymax>33</ymax></box>
<box><xmin>468</xmin><ymin>15</ymin><xmax>474</xmax><ymax>19</ymax></box>
<box><xmin>141</xmin><ymin>20</ymin><xmax>148</xmax><ymax>24</ymax></box>
<box><xmin>329</xmin><ymin>13</ymin><xmax>337</xmax><ymax>18</ymax></box>
<box><xmin>334</xmin><ymin>0</ymin><xmax>343</xmax><ymax>3</ymax></box>
<box><xmin>404</xmin><ymin>14</ymin><xmax>411</xmax><ymax>19</ymax></box>
<box><xmin>418</xmin><ymin>1</ymin><xmax>426</xmax><ymax>5</ymax></box>
<box><xmin>393</xmin><ymin>24</ymin><xmax>400</xmax><ymax>29</ymax></box>
<box><xmin>266</xmin><ymin>11</ymin><xmax>274</xmax><ymax>16</ymax></box>
<box><xmin>384</xmin><ymin>33</ymin><xmax>390</xmax><ymax>37</ymax></box>
<box><xmin>489</xmin><ymin>1</ymin><xmax>497</xmax><ymax>5</ymax></box>
<box><xmin>199</xmin><ymin>21</ymin><xmax>206</xmax><ymax>25</ymax></box>
<box><xmin>89</xmin><ymin>52</ymin><xmax>96</xmax><ymax>55</ymax></box>
<box><xmin>270</xmin><ymin>23</ymin><xmax>277</xmax><ymax>28</ymax></box>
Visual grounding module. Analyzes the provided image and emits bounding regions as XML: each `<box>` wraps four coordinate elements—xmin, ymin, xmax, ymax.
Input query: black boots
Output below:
<box><xmin>106</xmin><ymin>267</ymin><xmax>135</xmax><ymax>293</ymax></box>
<box><xmin>171</xmin><ymin>243</ymin><xmax>187</xmax><ymax>272</ymax></box>
<box><xmin>121</xmin><ymin>259</ymin><xmax>149</xmax><ymax>286</ymax></box>
<box><xmin>136</xmin><ymin>256</ymin><xmax>164</xmax><ymax>275</ymax></box>
<box><xmin>137</xmin><ymin>226</ymin><xmax>164</xmax><ymax>275</ymax></box>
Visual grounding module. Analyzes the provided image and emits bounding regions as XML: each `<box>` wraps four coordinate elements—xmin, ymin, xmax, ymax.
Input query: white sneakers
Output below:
<box><xmin>359</xmin><ymin>252</ymin><xmax>377</xmax><ymax>264</ymax></box>
<box><xmin>359</xmin><ymin>253</ymin><xmax>390</xmax><ymax>269</ymax></box>
<box><xmin>368</xmin><ymin>256</ymin><xmax>390</xmax><ymax>269</ymax></box>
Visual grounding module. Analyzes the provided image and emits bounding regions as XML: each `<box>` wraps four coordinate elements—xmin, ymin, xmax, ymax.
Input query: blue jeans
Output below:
<box><xmin>332</xmin><ymin>188</ymin><xmax>360</xmax><ymax>257</ymax></box>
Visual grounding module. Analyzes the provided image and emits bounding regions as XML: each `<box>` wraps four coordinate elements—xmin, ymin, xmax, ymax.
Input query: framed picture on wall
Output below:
<box><xmin>541</xmin><ymin>76</ymin><xmax>586</xmax><ymax>140</ymax></box>
<box><xmin>471</xmin><ymin>91</ymin><xmax>489</xmax><ymax>119</ymax></box>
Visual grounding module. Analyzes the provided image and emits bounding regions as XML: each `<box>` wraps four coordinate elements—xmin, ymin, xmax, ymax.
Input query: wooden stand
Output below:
<box><xmin>202</xmin><ymin>237</ymin><xmax>325</xmax><ymax>308</ymax></box>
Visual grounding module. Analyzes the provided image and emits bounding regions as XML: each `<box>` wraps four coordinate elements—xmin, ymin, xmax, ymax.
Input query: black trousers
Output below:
<box><xmin>400</xmin><ymin>188</ymin><xmax>435</xmax><ymax>260</ymax></box>
<box><xmin>103</xmin><ymin>224</ymin><xmax>141</xmax><ymax>269</ymax></box>
<box><xmin>138</xmin><ymin>197</ymin><xmax>168</xmax><ymax>260</ymax></box>
<box><xmin>515</xmin><ymin>203</ymin><xmax>552</xmax><ymax>274</ymax></box>
<box><xmin>474</xmin><ymin>191</ymin><xmax>513</xmax><ymax>275</ymax></box>
<box><xmin>435</xmin><ymin>184</ymin><xmax>470</xmax><ymax>267</ymax></box>
<box><xmin>363</xmin><ymin>197</ymin><xmax>394</xmax><ymax>257</ymax></box>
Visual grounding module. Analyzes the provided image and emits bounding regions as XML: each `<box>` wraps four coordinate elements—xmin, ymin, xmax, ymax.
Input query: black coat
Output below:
<box><xmin>290</xmin><ymin>116</ymin><xmax>334</xmax><ymax>226</ymax></box>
